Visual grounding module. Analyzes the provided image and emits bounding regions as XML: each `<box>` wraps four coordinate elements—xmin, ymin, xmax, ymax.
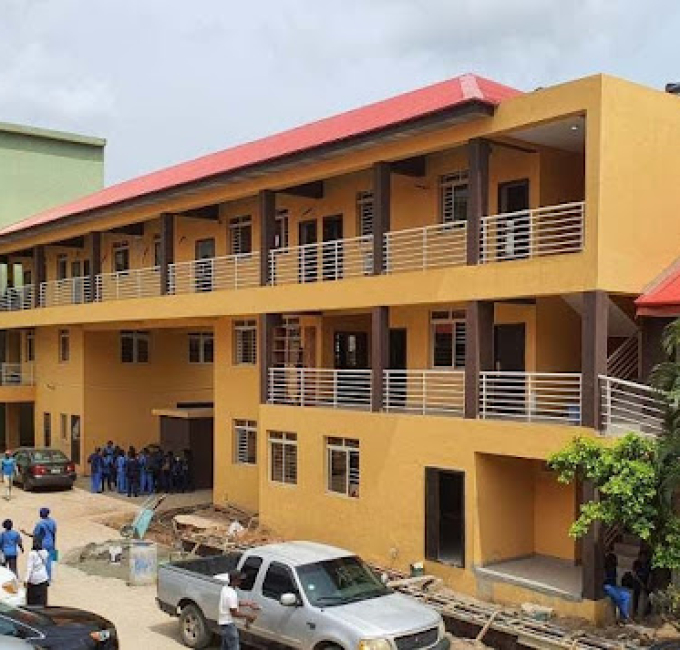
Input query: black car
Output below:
<box><xmin>12</xmin><ymin>449</ymin><xmax>77</xmax><ymax>492</ymax></box>
<box><xmin>0</xmin><ymin>603</ymin><xmax>117</xmax><ymax>648</ymax></box>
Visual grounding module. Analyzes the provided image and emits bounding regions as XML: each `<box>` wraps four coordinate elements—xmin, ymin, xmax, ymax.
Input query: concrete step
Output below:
<box><xmin>614</xmin><ymin>542</ymin><xmax>640</xmax><ymax>557</ymax></box>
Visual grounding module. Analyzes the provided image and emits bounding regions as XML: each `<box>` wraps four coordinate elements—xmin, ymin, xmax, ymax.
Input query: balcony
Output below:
<box><xmin>96</xmin><ymin>267</ymin><xmax>162</xmax><ymax>302</ymax></box>
<box><xmin>0</xmin><ymin>363</ymin><xmax>33</xmax><ymax>386</ymax></box>
<box><xmin>0</xmin><ymin>285</ymin><xmax>35</xmax><ymax>312</ymax></box>
<box><xmin>169</xmin><ymin>253</ymin><xmax>259</xmax><ymax>295</ymax></box>
<box><xmin>383</xmin><ymin>369</ymin><xmax>465</xmax><ymax>415</ymax></box>
<box><xmin>599</xmin><ymin>375</ymin><xmax>665</xmax><ymax>437</ymax></box>
<box><xmin>40</xmin><ymin>277</ymin><xmax>94</xmax><ymax>307</ymax></box>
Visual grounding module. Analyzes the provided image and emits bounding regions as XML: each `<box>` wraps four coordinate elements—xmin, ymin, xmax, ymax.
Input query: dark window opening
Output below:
<box><xmin>425</xmin><ymin>468</ymin><xmax>465</xmax><ymax>567</ymax></box>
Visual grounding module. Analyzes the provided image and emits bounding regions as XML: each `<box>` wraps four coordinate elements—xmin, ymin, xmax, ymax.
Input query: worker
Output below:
<box><xmin>87</xmin><ymin>447</ymin><xmax>103</xmax><ymax>493</ymax></box>
<box><xmin>101</xmin><ymin>448</ymin><xmax>114</xmax><ymax>492</ymax></box>
<box><xmin>24</xmin><ymin>538</ymin><xmax>50</xmax><ymax>606</ymax></box>
<box><xmin>217</xmin><ymin>571</ymin><xmax>259</xmax><ymax>650</ymax></box>
<box><xmin>604</xmin><ymin>552</ymin><xmax>630</xmax><ymax>621</ymax></box>
<box><xmin>126</xmin><ymin>451</ymin><xmax>141</xmax><ymax>498</ymax></box>
<box><xmin>33</xmin><ymin>508</ymin><xmax>57</xmax><ymax>580</ymax></box>
<box><xmin>140</xmin><ymin>448</ymin><xmax>153</xmax><ymax>495</ymax></box>
<box><xmin>115</xmin><ymin>450</ymin><xmax>127</xmax><ymax>494</ymax></box>
<box><xmin>1</xmin><ymin>451</ymin><xmax>17</xmax><ymax>501</ymax></box>
<box><xmin>0</xmin><ymin>519</ymin><xmax>23</xmax><ymax>576</ymax></box>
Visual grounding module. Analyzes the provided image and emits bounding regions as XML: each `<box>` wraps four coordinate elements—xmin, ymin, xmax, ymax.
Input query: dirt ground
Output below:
<box><xmin>1</xmin><ymin>482</ymin><xmax>217</xmax><ymax>649</ymax></box>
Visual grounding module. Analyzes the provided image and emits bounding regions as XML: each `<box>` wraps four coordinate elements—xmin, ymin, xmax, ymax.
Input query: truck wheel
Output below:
<box><xmin>179</xmin><ymin>604</ymin><xmax>211</xmax><ymax>649</ymax></box>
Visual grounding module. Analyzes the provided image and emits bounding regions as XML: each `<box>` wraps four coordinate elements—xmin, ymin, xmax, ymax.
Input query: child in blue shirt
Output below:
<box><xmin>0</xmin><ymin>519</ymin><xmax>23</xmax><ymax>576</ymax></box>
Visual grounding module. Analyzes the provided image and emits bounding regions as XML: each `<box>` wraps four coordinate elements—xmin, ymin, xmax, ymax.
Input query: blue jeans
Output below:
<box><xmin>141</xmin><ymin>472</ymin><xmax>153</xmax><ymax>494</ymax></box>
<box><xmin>220</xmin><ymin>624</ymin><xmax>239</xmax><ymax>650</ymax></box>
<box><xmin>43</xmin><ymin>544</ymin><xmax>54</xmax><ymax>579</ymax></box>
<box><xmin>116</xmin><ymin>471</ymin><xmax>127</xmax><ymax>494</ymax></box>
<box><xmin>604</xmin><ymin>584</ymin><xmax>631</xmax><ymax>619</ymax></box>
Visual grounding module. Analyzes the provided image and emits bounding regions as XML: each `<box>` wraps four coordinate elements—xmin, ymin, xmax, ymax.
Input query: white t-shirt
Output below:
<box><xmin>24</xmin><ymin>550</ymin><xmax>49</xmax><ymax>585</ymax></box>
<box><xmin>218</xmin><ymin>585</ymin><xmax>238</xmax><ymax>625</ymax></box>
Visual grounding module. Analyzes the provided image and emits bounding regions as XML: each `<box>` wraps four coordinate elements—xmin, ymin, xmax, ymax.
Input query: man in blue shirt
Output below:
<box><xmin>0</xmin><ymin>519</ymin><xmax>23</xmax><ymax>576</ymax></box>
<box><xmin>1</xmin><ymin>451</ymin><xmax>17</xmax><ymax>501</ymax></box>
<box><xmin>32</xmin><ymin>508</ymin><xmax>56</xmax><ymax>580</ymax></box>
<box><xmin>87</xmin><ymin>447</ymin><xmax>103</xmax><ymax>493</ymax></box>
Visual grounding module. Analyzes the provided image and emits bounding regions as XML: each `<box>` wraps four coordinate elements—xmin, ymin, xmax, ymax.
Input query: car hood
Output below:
<box><xmin>24</xmin><ymin>605</ymin><xmax>113</xmax><ymax>631</ymax></box>
<box><xmin>320</xmin><ymin>592</ymin><xmax>441</xmax><ymax>637</ymax></box>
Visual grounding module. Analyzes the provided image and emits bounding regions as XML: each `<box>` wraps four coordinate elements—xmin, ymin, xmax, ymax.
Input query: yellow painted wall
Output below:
<box><xmin>535</xmin><ymin>297</ymin><xmax>582</xmax><ymax>372</ymax></box>
<box><xmin>533</xmin><ymin>463</ymin><xmax>576</xmax><ymax>560</ymax></box>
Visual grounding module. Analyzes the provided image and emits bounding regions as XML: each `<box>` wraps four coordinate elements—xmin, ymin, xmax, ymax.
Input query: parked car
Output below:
<box><xmin>157</xmin><ymin>540</ymin><xmax>450</xmax><ymax>650</ymax></box>
<box><xmin>0</xmin><ymin>603</ymin><xmax>117</xmax><ymax>648</ymax></box>
<box><xmin>12</xmin><ymin>449</ymin><xmax>76</xmax><ymax>492</ymax></box>
<box><xmin>0</xmin><ymin>568</ymin><xmax>24</xmax><ymax>608</ymax></box>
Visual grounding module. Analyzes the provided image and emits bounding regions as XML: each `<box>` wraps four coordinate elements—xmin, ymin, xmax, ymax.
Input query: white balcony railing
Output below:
<box><xmin>0</xmin><ymin>363</ymin><xmax>34</xmax><ymax>386</ymax></box>
<box><xmin>168</xmin><ymin>253</ymin><xmax>260</xmax><ymax>295</ymax></box>
<box><xmin>269</xmin><ymin>236</ymin><xmax>373</xmax><ymax>286</ymax></box>
<box><xmin>0</xmin><ymin>285</ymin><xmax>35</xmax><ymax>311</ymax></box>
<box><xmin>96</xmin><ymin>267</ymin><xmax>162</xmax><ymax>302</ymax></box>
<box><xmin>383</xmin><ymin>222</ymin><xmax>467</xmax><ymax>274</ymax></box>
<box><xmin>40</xmin><ymin>277</ymin><xmax>94</xmax><ymax>307</ymax></box>
<box><xmin>268</xmin><ymin>367</ymin><xmax>372</xmax><ymax>409</ymax></box>
<box><xmin>480</xmin><ymin>201</ymin><xmax>584</xmax><ymax>263</ymax></box>
<box><xmin>480</xmin><ymin>371</ymin><xmax>582</xmax><ymax>425</ymax></box>
<box><xmin>384</xmin><ymin>369</ymin><xmax>465</xmax><ymax>415</ymax></box>
<box><xmin>600</xmin><ymin>375</ymin><xmax>665</xmax><ymax>437</ymax></box>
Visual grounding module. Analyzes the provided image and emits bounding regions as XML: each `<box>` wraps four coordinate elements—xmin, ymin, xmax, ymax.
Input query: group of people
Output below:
<box><xmin>0</xmin><ymin>508</ymin><xmax>57</xmax><ymax>607</ymax></box>
<box><xmin>87</xmin><ymin>441</ymin><xmax>194</xmax><ymax>497</ymax></box>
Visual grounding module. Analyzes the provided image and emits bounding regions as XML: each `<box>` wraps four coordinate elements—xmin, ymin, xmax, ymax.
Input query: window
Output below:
<box><xmin>189</xmin><ymin>332</ymin><xmax>214</xmax><ymax>364</ymax></box>
<box><xmin>234</xmin><ymin>320</ymin><xmax>257</xmax><ymax>365</ymax></box>
<box><xmin>121</xmin><ymin>330</ymin><xmax>150</xmax><ymax>363</ymax></box>
<box><xmin>357</xmin><ymin>191</ymin><xmax>374</xmax><ymax>237</ymax></box>
<box><xmin>234</xmin><ymin>420</ymin><xmax>257</xmax><ymax>465</ymax></box>
<box><xmin>60</xmin><ymin>413</ymin><xmax>68</xmax><ymax>441</ymax></box>
<box><xmin>230</xmin><ymin>216</ymin><xmax>252</xmax><ymax>255</ymax></box>
<box><xmin>269</xmin><ymin>431</ymin><xmax>297</xmax><ymax>485</ymax></box>
<box><xmin>431</xmin><ymin>310</ymin><xmax>466</xmax><ymax>368</ymax></box>
<box><xmin>58</xmin><ymin>329</ymin><xmax>70</xmax><ymax>363</ymax></box>
<box><xmin>154</xmin><ymin>235</ymin><xmax>162</xmax><ymax>267</ymax></box>
<box><xmin>43</xmin><ymin>413</ymin><xmax>51</xmax><ymax>447</ymax></box>
<box><xmin>25</xmin><ymin>330</ymin><xmax>35</xmax><ymax>362</ymax></box>
<box><xmin>262</xmin><ymin>562</ymin><xmax>299</xmax><ymax>600</ymax></box>
<box><xmin>240</xmin><ymin>556</ymin><xmax>263</xmax><ymax>591</ymax></box>
<box><xmin>275</xmin><ymin>209</ymin><xmax>289</xmax><ymax>249</ymax></box>
<box><xmin>56</xmin><ymin>254</ymin><xmax>68</xmax><ymax>280</ymax></box>
<box><xmin>440</xmin><ymin>171</ymin><xmax>469</xmax><ymax>224</ymax></box>
<box><xmin>113</xmin><ymin>242</ymin><xmax>130</xmax><ymax>273</ymax></box>
<box><xmin>327</xmin><ymin>438</ymin><xmax>360</xmax><ymax>498</ymax></box>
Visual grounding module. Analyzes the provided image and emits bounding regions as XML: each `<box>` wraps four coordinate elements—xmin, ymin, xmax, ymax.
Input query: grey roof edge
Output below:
<box><xmin>0</xmin><ymin>121</ymin><xmax>106</xmax><ymax>147</ymax></box>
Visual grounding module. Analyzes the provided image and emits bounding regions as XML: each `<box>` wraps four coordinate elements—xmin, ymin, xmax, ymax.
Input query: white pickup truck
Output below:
<box><xmin>157</xmin><ymin>541</ymin><xmax>450</xmax><ymax>650</ymax></box>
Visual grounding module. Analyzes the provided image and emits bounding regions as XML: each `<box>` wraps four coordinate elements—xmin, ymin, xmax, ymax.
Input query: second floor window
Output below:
<box><xmin>113</xmin><ymin>243</ymin><xmax>130</xmax><ymax>273</ymax></box>
<box><xmin>58</xmin><ymin>329</ymin><xmax>70</xmax><ymax>363</ymax></box>
<box><xmin>154</xmin><ymin>235</ymin><xmax>161</xmax><ymax>267</ymax></box>
<box><xmin>269</xmin><ymin>431</ymin><xmax>297</xmax><ymax>485</ymax></box>
<box><xmin>60</xmin><ymin>413</ymin><xmax>68</xmax><ymax>441</ymax></box>
<box><xmin>189</xmin><ymin>332</ymin><xmax>214</xmax><ymax>364</ymax></box>
<box><xmin>431</xmin><ymin>310</ymin><xmax>466</xmax><ymax>368</ymax></box>
<box><xmin>234</xmin><ymin>320</ymin><xmax>257</xmax><ymax>365</ymax></box>
<box><xmin>121</xmin><ymin>330</ymin><xmax>150</xmax><ymax>363</ymax></box>
<box><xmin>230</xmin><ymin>216</ymin><xmax>252</xmax><ymax>255</ymax></box>
<box><xmin>234</xmin><ymin>420</ymin><xmax>257</xmax><ymax>465</ymax></box>
<box><xmin>25</xmin><ymin>330</ymin><xmax>35</xmax><ymax>362</ymax></box>
<box><xmin>440</xmin><ymin>171</ymin><xmax>469</xmax><ymax>224</ymax></box>
<box><xmin>275</xmin><ymin>209</ymin><xmax>289</xmax><ymax>249</ymax></box>
<box><xmin>57</xmin><ymin>255</ymin><xmax>68</xmax><ymax>280</ymax></box>
<box><xmin>357</xmin><ymin>191</ymin><xmax>374</xmax><ymax>237</ymax></box>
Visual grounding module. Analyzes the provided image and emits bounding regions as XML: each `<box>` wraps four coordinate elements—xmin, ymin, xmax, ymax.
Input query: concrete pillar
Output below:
<box><xmin>90</xmin><ymin>231</ymin><xmax>101</xmax><ymax>302</ymax></box>
<box><xmin>33</xmin><ymin>246</ymin><xmax>45</xmax><ymax>308</ymax></box>
<box><xmin>259</xmin><ymin>190</ymin><xmax>276</xmax><ymax>286</ymax></box>
<box><xmin>580</xmin><ymin>479</ymin><xmax>604</xmax><ymax>600</ymax></box>
<box><xmin>581</xmin><ymin>291</ymin><xmax>608</xmax><ymax>430</ymax></box>
<box><xmin>464</xmin><ymin>301</ymin><xmax>494</xmax><ymax>419</ymax></box>
<box><xmin>371</xmin><ymin>306</ymin><xmax>389</xmax><ymax>411</ymax></box>
<box><xmin>160</xmin><ymin>213</ymin><xmax>175</xmax><ymax>295</ymax></box>
<box><xmin>259</xmin><ymin>314</ymin><xmax>281</xmax><ymax>404</ymax></box>
<box><xmin>372</xmin><ymin>162</ymin><xmax>391</xmax><ymax>274</ymax></box>
<box><xmin>466</xmin><ymin>139</ymin><xmax>491</xmax><ymax>265</ymax></box>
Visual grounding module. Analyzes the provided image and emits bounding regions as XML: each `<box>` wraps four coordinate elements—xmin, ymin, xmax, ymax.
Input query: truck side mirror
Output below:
<box><xmin>279</xmin><ymin>593</ymin><xmax>299</xmax><ymax>607</ymax></box>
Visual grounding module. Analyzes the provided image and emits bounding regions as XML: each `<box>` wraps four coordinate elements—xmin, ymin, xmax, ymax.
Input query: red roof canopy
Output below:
<box><xmin>0</xmin><ymin>73</ymin><xmax>520</xmax><ymax>240</ymax></box>
<box><xmin>636</xmin><ymin>261</ymin><xmax>680</xmax><ymax>316</ymax></box>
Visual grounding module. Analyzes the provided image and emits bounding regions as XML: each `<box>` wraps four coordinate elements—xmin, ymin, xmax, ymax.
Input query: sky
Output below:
<box><xmin>1</xmin><ymin>0</ymin><xmax>679</xmax><ymax>185</ymax></box>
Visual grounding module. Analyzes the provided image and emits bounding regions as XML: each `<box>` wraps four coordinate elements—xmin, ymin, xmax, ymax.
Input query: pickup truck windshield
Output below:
<box><xmin>296</xmin><ymin>556</ymin><xmax>391</xmax><ymax>607</ymax></box>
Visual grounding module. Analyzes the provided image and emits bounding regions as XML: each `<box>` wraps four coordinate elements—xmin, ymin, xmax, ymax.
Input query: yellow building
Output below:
<box><xmin>0</xmin><ymin>73</ymin><xmax>675</xmax><ymax>620</ymax></box>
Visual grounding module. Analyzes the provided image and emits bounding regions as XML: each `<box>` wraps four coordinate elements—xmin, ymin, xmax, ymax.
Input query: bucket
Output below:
<box><xmin>410</xmin><ymin>561</ymin><xmax>424</xmax><ymax>577</ymax></box>
<box><xmin>128</xmin><ymin>541</ymin><xmax>157</xmax><ymax>586</ymax></box>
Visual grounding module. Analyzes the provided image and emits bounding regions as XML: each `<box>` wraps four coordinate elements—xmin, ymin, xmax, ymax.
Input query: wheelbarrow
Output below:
<box><xmin>120</xmin><ymin>494</ymin><xmax>167</xmax><ymax>540</ymax></box>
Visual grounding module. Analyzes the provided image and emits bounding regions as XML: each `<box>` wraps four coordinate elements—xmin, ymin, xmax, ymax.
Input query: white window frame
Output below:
<box><xmin>269</xmin><ymin>431</ymin><xmax>297</xmax><ymax>485</ymax></box>
<box><xmin>440</xmin><ymin>171</ymin><xmax>469</xmax><ymax>224</ymax></box>
<box><xmin>357</xmin><ymin>191</ymin><xmax>374</xmax><ymax>237</ymax></box>
<box><xmin>234</xmin><ymin>420</ymin><xmax>257</xmax><ymax>465</ymax></box>
<box><xmin>430</xmin><ymin>310</ymin><xmax>466</xmax><ymax>369</ymax></box>
<box><xmin>326</xmin><ymin>437</ymin><xmax>360</xmax><ymax>498</ymax></box>
<box><xmin>189</xmin><ymin>332</ymin><xmax>214</xmax><ymax>364</ymax></box>
<box><xmin>229</xmin><ymin>216</ymin><xmax>253</xmax><ymax>256</ymax></box>
<box><xmin>234</xmin><ymin>320</ymin><xmax>257</xmax><ymax>365</ymax></box>
<box><xmin>275</xmin><ymin>209</ymin><xmax>289</xmax><ymax>249</ymax></box>
<box><xmin>25</xmin><ymin>330</ymin><xmax>35</xmax><ymax>362</ymax></box>
<box><xmin>112</xmin><ymin>241</ymin><xmax>130</xmax><ymax>273</ymax></box>
<box><xmin>58</xmin><ymin>329</ymin><xmax>70</xmax><ymax>363</ymax></box>
<box><xmin>121</xmin><ymin>330</ymin><xmax>150</xmax><ymax>364</ymax></box>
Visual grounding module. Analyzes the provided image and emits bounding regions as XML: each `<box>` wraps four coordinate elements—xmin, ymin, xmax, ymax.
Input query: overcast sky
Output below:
<box><xmin>1</xmin><ymin>0</ymin><xmax>678</xmax><ymax>185</ymax></box>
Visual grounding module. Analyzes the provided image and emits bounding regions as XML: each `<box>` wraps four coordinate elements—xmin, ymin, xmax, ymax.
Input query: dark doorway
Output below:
<box><xmin>494</xmin><ymin>324</ymin><xmax>526</xmax><ymax>371</ymax></box>
<box><xmin>71</xmin><ymin>260</ymin><xmax>90</xmax><ymax>303</ymax></box>
<box><xmin>70</xmin><ymin>415</ymin><xmax>81</xmax><ymax>465</ymax></box>
<box><xmin>19</xmin><ymin>403</ymin><xmax>34</xmax><ymax>447</ymax></box>
<box><xmin>388</xmin><ymin>329</ymin><xmax>407</xmax><ymax>408</ymax></box>
<box><xmin>322</xmin><ymin>215</ymin><xmax>344</xmax><ymax>281</ymax></box>
<box><xmin>159</xmin><ymin>415</ymin><xmax>214</xmax><ymax>489</ymax></box>
<box><xmin>425</xmin><ymin>468</ymin><xmax>465</xmax><ymax>567</ymax></box>
<box><xmin>298</xmin><ymin>220</ymin><xmax>318</xmax><ymax>283</ymax></box>
<box><xmin>497</xmin><ymin>180</ymin><xmax>530</xmax><ymax>260</ymax></box>
<box><xmin>334</xmin><ymin>331</ymin><xmax>369</xmax><ymax>405</ymax></box>
<box><xmin>195</xmin><ymin>239</ymin><xmax>216</xmax><ymax>292</ymax></box>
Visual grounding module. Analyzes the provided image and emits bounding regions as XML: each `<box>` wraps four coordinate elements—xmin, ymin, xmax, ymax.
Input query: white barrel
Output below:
<box><xmin>128</xmin><ymin>541</ymin><xmax>157</xmax><ymax>586</ymax></box>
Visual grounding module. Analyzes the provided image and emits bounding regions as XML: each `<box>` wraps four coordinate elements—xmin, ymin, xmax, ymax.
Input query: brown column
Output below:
<box><xmin>90</xmin><ymin>232</ymin><xmax>101</xmax><ymax>302</ymax></box>
<box><xmin>580</xmin><ymin>479</ymin><xmax>604</xmax><ymax>600</ymax></box>
<box><xmin>259</xmin><ymin>313</ymin><xmax>281</xmax><ymax>404</ymax></box>
<box><xmin>466</xmin><ymin>139</ymin><xmax>491</xmax><ymax>265</ymax></box>
<box><xmin>160</xmin><ymin>213</ymin><xmax>175</xmax><ymax>295</ymax></box>
<box><xmin>33</xmin><ymin>245</ymin><xmax>46</xmax><ymax>308</ymax></box>
<box><xmin>373</xmin><ymin>162</ymin><xmax>391</xmax><ymax>274</ymax></box>
<box><xmin>464</xmin><ymin>301</ymin><xmax>494</xmax><ymax>418</ymax></box>
<box><xmin>581</xmin><ymin>291</ymin><xmax>608</xmax><ymax>430</ymax></box>
<box><xmin>259</xmin><ymin>190</ymin><xmax>276</xmax><ymax>286</ymax></box>
<box><xmin>6</xmin><ymin>259</ymin><xmax>14</xmax><ymax>289</ymax></box>
<box><xmin>371</xmin><ymin>306</ymin><xmax>389</xmax><ymax>412</ymax></box>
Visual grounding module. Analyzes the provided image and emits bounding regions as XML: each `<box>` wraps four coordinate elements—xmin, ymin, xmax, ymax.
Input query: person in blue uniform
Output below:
<box><xmin>32</xmin><ymin>508</ymin><xmax>57</xmax><ymax>580</ymax></box>
<box><xmin>126</xmin><ymin>452</ymin><xmax>141</xmax><ymax>498</ymax></box>
<box><xmin>87</xmin><ymin>447</ymin><xmax>102</xmax><ymax>493</ymax></box>
<box><xmin>0</xmin><ymin>519</ymin><xmax>23</xmax><ymax>576</ymax></box>
<box><xmin>115</xmin><ymin>451</ymin><xmax>127</xmax><ymax>494</ymax></box>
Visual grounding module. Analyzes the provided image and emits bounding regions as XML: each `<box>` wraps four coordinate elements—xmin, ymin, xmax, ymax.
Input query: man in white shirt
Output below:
<box><xmin>217</xmin><ymin>570</ymin><xmax>258</xmax><ymax>650</ymax></box>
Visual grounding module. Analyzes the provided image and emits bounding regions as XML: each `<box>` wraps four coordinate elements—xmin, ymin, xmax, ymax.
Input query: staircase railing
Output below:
<box><xmin>607</xmin><ymin>333</ymin><xmax>640</xmax><ymax>381</ymax></box>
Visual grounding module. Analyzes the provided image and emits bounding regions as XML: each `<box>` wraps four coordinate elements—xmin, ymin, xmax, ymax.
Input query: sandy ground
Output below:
<box><xmin>2</xmin><ymin>482</ymin><xmax>217</xmax><ymax>649</ymax></box>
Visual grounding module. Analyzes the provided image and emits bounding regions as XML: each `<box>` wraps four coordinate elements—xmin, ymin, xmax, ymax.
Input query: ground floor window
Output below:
<box><xmin>60</xmin><ymin>413</ymin><xmax>68</xmax><ymax>441</ymax></box>
<box><xmin>269</xmin><ymin>431</ymin><xmax>297</xmax><ymax>485</ymax></box>
<box><xmin>58</xmin><ymin>329</ymin><xmax>70</xmax><ymax>363</ymax></box>
<box><xmin>425</xmin><ymin>468</ymin><xmax>465</xmax><ymax>567</ymax></box>
<box><xmin>121</xmin><ymin>330</ymin><xmax>150</xmax><ymax>363</ymax></box>
<box><xmin>234</xmin><ymin>420</ymin><xmax>257</xmax><ymax>465</ymax></box>
<box><xmin>43</xmin><ymin>413</ymin><xmax>51</xmax><ymax>447</ymax></box>
<box><xmin>189</xmin><ymin>332</ymin><xmax>214</xmax><ymax>364</ymax></box>
<box><xmin>326</xmin><ymin>437</ymin><xmax>360</xmax><ymax>498</ymax></box>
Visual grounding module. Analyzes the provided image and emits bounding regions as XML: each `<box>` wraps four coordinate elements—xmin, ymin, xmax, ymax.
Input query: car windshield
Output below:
<box><xmin>296</xmin><ymin>556</ymin><xmax>391</xmax><ymax>607</ymax></box>
<box><xmin>30</xmin><ymin>450</ymin><xmax>68</xmax><ymax>463</ymax></box>
<box><xmin>0</xmin><ymin>602</ymin><xmax>52</xmax><ymax>627</ymax></box>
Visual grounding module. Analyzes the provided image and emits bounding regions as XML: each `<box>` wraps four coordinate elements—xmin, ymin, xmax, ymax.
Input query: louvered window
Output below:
<box><xmin>230</xmin><ymin>216</ymin><xmax>252</xmax><ymax>255</ymax></box>
<box><xmin>327</xmin><ymin>437</ymin><xmax>360</xmax><ymax>498</ymax></box>
<box><xmin>440</xmin><ymin>171</ymin><xmax>469</xmax><ymax>224</ymax></box>
<box><xmin>269</xmin><ymin>431</ymin><xmax>297</xmax><ymax>485</ymax></box>
<box><xmin>357</xmin><ymin>191</ymin><xmax>374</xmax><ymax>236</ymax></box>
<box><xmin>234</xmin><ymin>319</ymin><xmax>257</xmax><ymax>365</ymax></box>
<box><xmin>431</xmin><ymin>310</ymin><xmax>466</xmax><ymax>368</ymax></box>
<box><xmin>58</xmin><ymin>329</ymin><xmax>70</xmax><ymax>363</ymax></box>
<box><xmin>234</xmin><ymin>420</ymin><xmax>257</xmax><ymax>465</ymax></box>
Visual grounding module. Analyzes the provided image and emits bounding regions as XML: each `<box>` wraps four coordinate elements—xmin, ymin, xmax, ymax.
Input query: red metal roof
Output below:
<box><xmin>0</xmin><ymin>73</ymin><xmax>521</xmax><ymax>239</ymax></box>
<box><xmin>636</xmin><ymin>261</ymin><xmax>680</xmax><ymax>316</ymax></box>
